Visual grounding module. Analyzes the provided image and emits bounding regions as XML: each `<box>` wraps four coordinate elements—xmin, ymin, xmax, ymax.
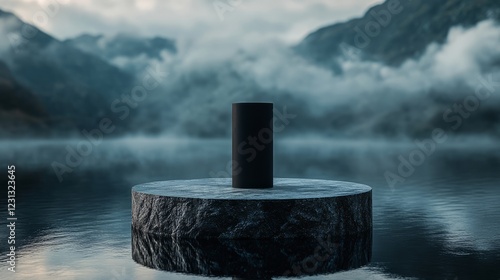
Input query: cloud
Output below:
<box><xmin>139</xmin><ymin>19</ymin><xmax>500</xmax><ymax>137</ymax></box>
<box><xmin>1</xmin><ymin>0</ymin><xmax>382</xmax><ymax>42</ymax></box>
<box><xmin>0</xmin><ymin>16</ymin><xmax>22</xmax><ymax>53</ymax></box>
<box><xmin>2</xmin><ymin>2</ymin><xmax>499</xmax><ymax>138</ymax></box>
<box><xmin>432</xmin><ymin>20</ymin><xmax>500</xmax><ymax>82</ymax></box>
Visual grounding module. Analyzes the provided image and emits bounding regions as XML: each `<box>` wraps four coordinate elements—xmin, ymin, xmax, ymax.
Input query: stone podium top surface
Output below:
<box><xmin>132</xmin><ymin>178</ymin><xmax>371</xmax><ymax>200</ymax></box>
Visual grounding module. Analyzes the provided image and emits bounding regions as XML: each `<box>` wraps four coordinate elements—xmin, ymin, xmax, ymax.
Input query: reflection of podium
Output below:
<box><xmin>132</xmin><ymin>229</ymin><xmax>372</xmax><ymax>278</ymax></box>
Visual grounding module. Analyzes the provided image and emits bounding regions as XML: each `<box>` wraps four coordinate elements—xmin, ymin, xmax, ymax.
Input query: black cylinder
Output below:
<box><xmin>232</xmin><ymin>102</ymin><xmax>273</xmax><ymax>189</ymax></box>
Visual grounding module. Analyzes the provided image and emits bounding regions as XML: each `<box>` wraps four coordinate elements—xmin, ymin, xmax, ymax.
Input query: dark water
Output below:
<box><xmin>1</xmin><ymin>138</ymin><xmax>499</xmax><ymax>279</ymax></box>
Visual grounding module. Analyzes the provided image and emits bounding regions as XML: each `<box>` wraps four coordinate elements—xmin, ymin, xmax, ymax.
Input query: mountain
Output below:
<box><xmin>141</xmin><ymin>0</ymin><xmax>500</xmax><ymax>139</ymax></box>
<box><xmin>65</xmin><ymin>33</ymin><xmax>176</xmax><ymax>74</ymax></box>
<box><xmin>0</xmin><ymin>9</ymin><xmax>135</xmax><ymax>135</ymax></box>
<box><xmin>296</xmin><ymin>0</ymin><xmax>500</xmax><ymax>68</ymax></box>
<box><xmin>1</xmin><ymin>2</ymin><xmax>499</xmax><ymax>139</ymax></box>
<box><xmin>0</xmin><ymin>61</ymin><xmax>50</xmax><ymax>136</ymax></box>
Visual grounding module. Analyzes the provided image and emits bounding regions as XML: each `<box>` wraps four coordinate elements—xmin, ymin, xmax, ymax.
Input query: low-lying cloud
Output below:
<box><xmin>132</xmin><ymin>19</ymin><xmax>500</xmax><ymax>138</ymax></box>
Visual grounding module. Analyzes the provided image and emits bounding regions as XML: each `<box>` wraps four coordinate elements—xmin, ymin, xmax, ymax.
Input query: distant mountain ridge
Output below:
<box><xmin>0</xmin><ymin>9</ymin><xmax>136</xmax><ymax>135</ymax></box>
<box><xmin>64</xmin><ymin>33</ymin><xmax>176</xmax><ymax>74</ymax></box>
<box><xmin>1</xmin><ymin>2</ymin><xmax>499</xmax><ymax>139</ymax></box>
<box><xmin>0</xmin><ymin>61</ymin><xmax>49</xmax><ymax>136</ymax></box>
<box><xmin>296</xmin><ymin>0</ymin><xmax>500</xmax><ymax>68</ymax></box>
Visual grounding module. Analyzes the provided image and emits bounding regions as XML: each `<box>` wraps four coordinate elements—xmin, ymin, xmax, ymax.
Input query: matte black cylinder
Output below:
<box><xmin>232</xmin><ymin>102</ymin><xmax>273</xmax><ymax>189</ymax></box>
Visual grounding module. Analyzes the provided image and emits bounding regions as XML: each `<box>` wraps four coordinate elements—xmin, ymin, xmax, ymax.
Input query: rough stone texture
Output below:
<box><xmin>132</xmin><ymin>228</ymin><xmax>372</xmax><ymax>278</ymax></box>
<box><xmin>132</xmin><ymin>178</ymin><xmax>372</xmax><ymax>239</ymax></box>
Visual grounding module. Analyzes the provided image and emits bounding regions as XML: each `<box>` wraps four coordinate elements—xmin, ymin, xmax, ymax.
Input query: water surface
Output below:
<box><xmin>1</xmin><ymin>138</ymin><xmax>499</xmax><ymax>279</ymax></box>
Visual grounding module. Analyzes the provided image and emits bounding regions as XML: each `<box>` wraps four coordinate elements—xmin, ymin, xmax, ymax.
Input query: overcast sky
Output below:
<box><xmin>0</xmin><ymin>0</ymin><xmax>382</xmax><ymax>42</ymax></box>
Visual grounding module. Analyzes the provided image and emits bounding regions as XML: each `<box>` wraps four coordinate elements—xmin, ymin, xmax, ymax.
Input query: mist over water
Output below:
<box><xmin>0</xmin><ymin>136</ymin><xmax>498</xmax><ymax>177</ymax></box>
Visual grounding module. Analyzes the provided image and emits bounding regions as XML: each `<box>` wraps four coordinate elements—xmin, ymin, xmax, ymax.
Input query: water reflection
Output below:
<box><xmin>0</xmin><ymin>138</ymin><xmax>499</xmax><ymax>279</ymax></box>
<box><xmin>132</xmin><ymin>229</ymin><xmax>372</xmax><ymax>278</ymax></box>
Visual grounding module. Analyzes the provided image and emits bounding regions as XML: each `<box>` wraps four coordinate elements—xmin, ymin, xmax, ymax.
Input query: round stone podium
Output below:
<box><xmin>132</xmin><ymin>178</ymin><xmax>372</xmax><ymax>239</ymax></box>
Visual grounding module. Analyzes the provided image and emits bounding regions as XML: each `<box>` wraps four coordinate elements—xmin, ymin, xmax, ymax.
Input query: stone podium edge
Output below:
<box><xmin>131</xmin><ymin>178</ymin><xmax>372</xmax><ymax>239</ymax></box>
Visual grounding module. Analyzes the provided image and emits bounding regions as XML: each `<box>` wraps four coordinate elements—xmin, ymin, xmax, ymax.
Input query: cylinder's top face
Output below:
<box><xmin>232</xmin><ymin>102</ymin><xmax>274</xmax><ymax>189</ymax></box>
<box><xmin>231</xmin><ymin>103</ymin><xmax>273</xmax><ymax>119</ymax></box>
<box><xmin>132</xmin><ymin>178</ymin><xmax>372</xmax><ymax>200</ymax></box>
<box><xmin>232</xmin><ymin>102</ymin><xmax>273</xmax><ymax>105</ymax></box>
